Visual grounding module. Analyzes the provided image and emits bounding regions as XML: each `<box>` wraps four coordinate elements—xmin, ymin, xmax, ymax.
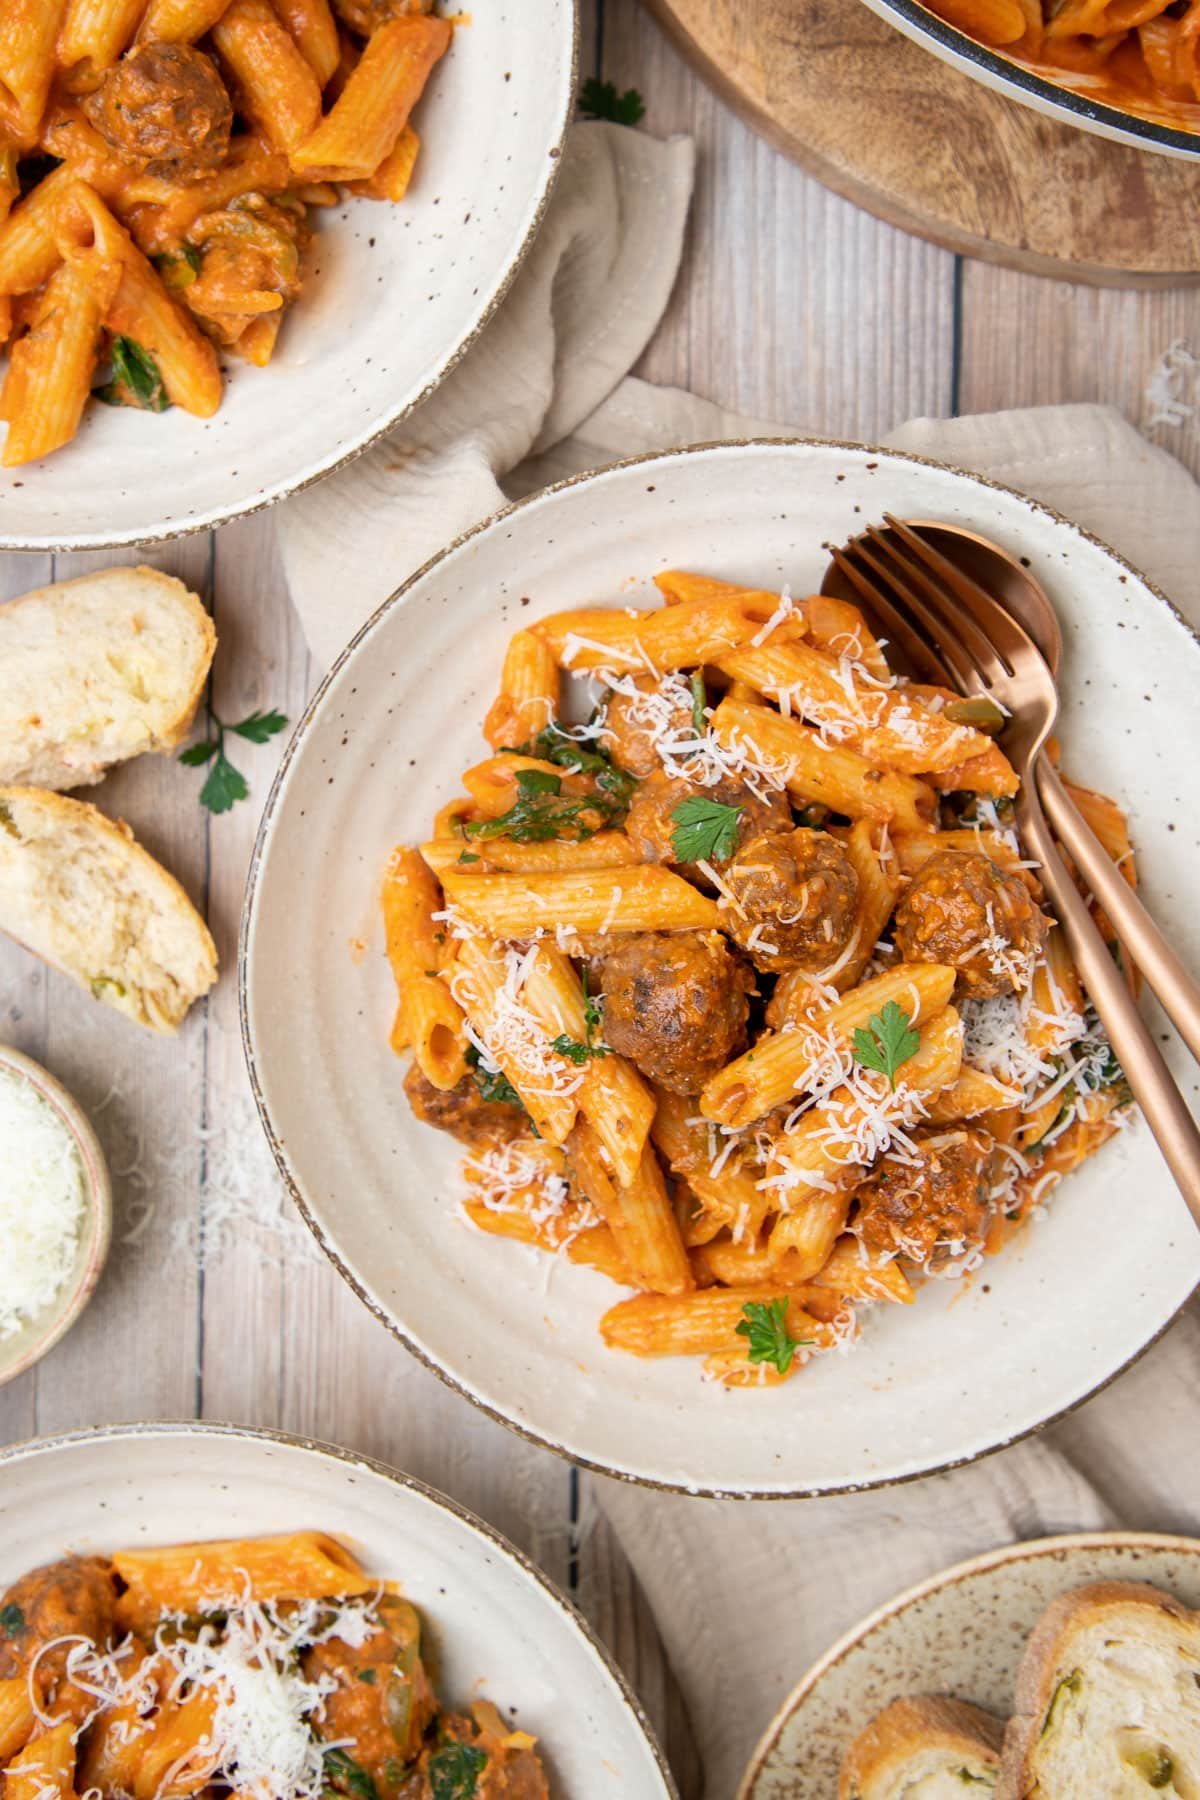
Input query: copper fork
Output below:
<box><xmin>828</xmin><ymin>514</ymin><xmax>1200</xmax><ymax>1228</ymax></box>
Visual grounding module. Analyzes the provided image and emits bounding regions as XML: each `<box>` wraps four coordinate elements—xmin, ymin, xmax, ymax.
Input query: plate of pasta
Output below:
<box><xmin>241</xmin><ymin>437</ymin><xmax>1200</xmax><ymax>1496</ymax></box>
<box><xmin>0</xmin><ymin>0</ymin><xmax>575</xmax><ymax>548</ymax></box>
<box><xmin>0</xmin><ymin>1421</ymin><xmax>676</xmax><ymax>1796</ymax></box>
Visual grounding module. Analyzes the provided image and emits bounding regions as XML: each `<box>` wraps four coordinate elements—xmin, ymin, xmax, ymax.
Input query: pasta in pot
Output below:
<box><xmin>380</xmin><ymin>567</ymin><xmax>1139</xmax><ymax>1387</ymax></box>
<box><xmin>0</xmin><ymin>0</ymin><xmax>454</xmax><ymax>467</ymax></box>
<box><xmin>920</xmin><ymin>0</ymin><xmax>1200</xmax><ymax>135</ymax></box>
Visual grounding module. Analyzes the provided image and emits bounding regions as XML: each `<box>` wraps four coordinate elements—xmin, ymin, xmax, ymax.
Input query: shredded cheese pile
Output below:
<box><xmin>0</xmin><ymin>1067</ymin><xmax>87</xmax><ymax>1339</ymax></box>
<box><xmin>35</xmin><ymin>1594</ymin><xmax>382</xmax><ymax>1800</ymax></box>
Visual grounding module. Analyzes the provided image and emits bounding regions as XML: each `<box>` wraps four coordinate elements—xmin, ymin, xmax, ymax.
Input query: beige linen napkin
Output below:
<box><xmin>276</xmin><ymin>121</ymin><xmax>1200</xmax><ymax>1798</ymax></box>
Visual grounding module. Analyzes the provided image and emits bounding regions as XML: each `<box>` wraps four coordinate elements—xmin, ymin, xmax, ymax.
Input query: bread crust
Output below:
<box><xmin>996</xmin><ymin>1580</ymin><xmax>1197</xmax><ymax>1800</ymax></box>
<box><xmin>0</xmin><ymin>566</ymin><xmax>215</xmax><ymax>789</ymax></box>
<box><xmin>839</xmin><ymin>1693</ymin><xmax>1005</xmax><ymax>1799</ymax></box>
<box><xmin>0</xmin><ymin>785</ymin><xmax>217</xmax><ymax>1032</ymax></box>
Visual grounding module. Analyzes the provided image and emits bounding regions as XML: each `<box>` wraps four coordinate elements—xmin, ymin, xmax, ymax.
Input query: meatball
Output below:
<box><xmin>598</xmin><ymin>675</ymin><xmax>695</xmax><ymax>779</ymax></box>
<box><xmin>718</xmin><ymin>828</ymin><xmax>859</xmax><ymax>975</ymax></box>
<box><xmin>403</xmin><ymin>1062</ymin><xmax>523</xmax><ymax>1146</ymax></box>
<box><xmin>853</xmin><ymin>1128</ymin><xmax>999</xmax><ymax>1269</ymax></box>
<box><xmin>599</xmin><ymin>930</ymin><xmax>753</xmax><ymax>1093</ymax></box>
<box><xmin>0</xmin><ymin>1556</ymin><xmax>118</xmax><ymax>1721</ymax></box>
<box><xmin>625</xmin><ymin>770</ymin><xmax>792</xmax><ymax>872</ymax></box>
<box><xmin>893</xmin><ymin>849</ymin><xmax>1048</xmax><ymax>998</ymax></box>
<box><xmin>84</xmin><ymin>44</ymin><xmax>232</xmax><ymax>180</ymax></box>
<box><xmin>306</xmin><ymin>1594</ymin><xmax>438</xmax><ymax>1796</ymax></box>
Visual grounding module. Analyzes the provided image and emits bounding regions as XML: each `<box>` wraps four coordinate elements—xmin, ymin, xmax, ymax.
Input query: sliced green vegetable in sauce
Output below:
<box><xmin>95</xmin><ymin>336</ymin><xmax>170</xmax><ymax>412</ymax></box>
<box><xmin>944</xmin><ymin>695</ymin><xmax>1007</xmax><ymax>732</ymax></box>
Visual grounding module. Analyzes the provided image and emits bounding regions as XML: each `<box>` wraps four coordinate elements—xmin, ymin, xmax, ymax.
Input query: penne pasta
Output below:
<box><xmin>271</xmin><ymin>0</ymin><xmax>340</xmax><ymax>85</ymax></box>
<box><xmin>568</xmin><ymin>1121</ymin><xmax>692</xmax><ymax>1296</ymax></box>
<box><xmin>710</xmin><ymin>695</ymin><xmax>935</xmax><ymax>832</ymax></box>
<box><xmin>58</xmin><ymin>0</ymin><xmax>149</xmax><ymax>73</ymax></box>
<box><xmin>534</xmin><ymin>591</ymin><xmax>805</xmax><ymax>674</ymax></box>
<box><xmin>381</xmin><ymin>845</ymin><xmax>467</xmax><ymax>1090</ymax></box>
<box><xmin>138</xmin><ymin>0</ymin><xmax>231</xmax><ymax>39</ymax></box>
<box><xmin>113</xmin><ymin>1530</ymin><xmax>371</xmax><ymax>1631</ymax></box>
<box><xmin>2</xmin><ymin>251</ymin><xmax>118</xmax><ymax>465</ymax></box>
<box><xmin>290</xmin><ymin>14</ymin><xmax>451</xmax><ymax>180</ymax></box>
<box><xmin>211</xmin><ymin>0</ymin><xmax>323</xmax><ymax>154</ymax></box>
<box><xmin>4</xmin><ymin>1722</ymin><xmax>75</xmax><ymax>1800</ymax></box>
<box><xmin>446</xmin><ymin>934</ymin><xmax>580</xmax><ymax>1145</ymax></box>
<box><xmin>483</xmin><ymin>628</ymin><xmax>560</xmax><ymax>749</ymax></box>
<box><xmin>0</xmin><ymin>1</ymin><xmax>70</xmax><ymax>147</ymax></box>
<box><xmin>438</xmin><ymin>866</ymin><xmax>722</xmax><ymax>936</ymax></box>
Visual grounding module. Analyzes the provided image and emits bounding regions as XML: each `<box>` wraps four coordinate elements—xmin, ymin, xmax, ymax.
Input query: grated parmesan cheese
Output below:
<box><xmin>0</xmin><ymin>1067</ymin><xmax>86</xmax><ymax>1338</ymax></box>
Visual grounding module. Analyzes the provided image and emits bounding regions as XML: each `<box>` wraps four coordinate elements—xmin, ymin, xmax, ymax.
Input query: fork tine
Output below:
<box><xmin>883</xmin><ymin>515</ymin><xmax>1040</xmax><ymax>674</ymax></box>
<box><xmin>862</xmin><ymin>527</ymin><xmax>1002</xmax><ymax>689</ymax></box>
<box><xmin>825</xmin><ymin>545</ymin><xmax>951</xmax><ymax>686</ymax></box>
<box><xmin>849</xmin><ymin>536</ymin><xmax>984</xmax><ymax>696</ymax></box>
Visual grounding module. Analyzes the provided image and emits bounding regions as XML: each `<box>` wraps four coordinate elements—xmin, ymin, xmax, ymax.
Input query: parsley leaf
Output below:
<box><xmin>735</xmin><ymin>1299</ymin><xmax>811</xmax><ymax>1374</ymax></box>
<box><xmin>465</xmin><ymin>1045</ymin><xmax>527</xmax><ymax>1112</ymax></box>
<box><xmin>851</xmin><ymin>1000</ymin><xmax>921</xmax><ymax>1089</ymax></box>
<box><xmin>582</xmin><ymin>966</ymin><xmax>603</xmax><ymax>1042</ymax></box>
<box><xmin>670</xmin><ymin>795</ymin><xmax>742</xmax><ymax>864</ymax></box>
<box><xmin>0</xmin><ymin>1603</ymin><xmax>24</xmax><ymax>1635</ymax></box>
<box><xmin>180</xmin><ymin>705</ymin><xmax>288</xmax><ymax>816</ymax></box>
<box><xmin>428</xmin><ymin>1743</ymin><xmax>487</xmax><ymax>1800</ymax></box>
<box><xmin>356</xmin><ymin>1667</ymin><xmax>377</xmax><ymax>1684</ymax></box>
<box><xmin>550</xmin><ymin>1033</ymin><xmax>609</xmax><ymax>1065</ymax></box>
<box><xmin>523</xmin><ymin>724</ymin><xmax>635</xmax><ymax>808</ymax></box>
<box><xmin>579</xmin><ymin>77</ymin><xmax>646</xmax><ymax>125</ymax></box>
<box><xmin>199</xmin><ymin>751</ymin><xmax>250</xmax><ymax>816</ymax></box>
<box><xmin>324</xmin><ymin>1751</ymin><xmax>379</xmax><ymax>1800</ymax></box>
<box><xmin>465</xmin><ymin>767</ymin><xmax>616</xmax><ymax>844</ymax></box>
<box><xmin>229</xmin><ymin>708</ymin><xmax>289</xmax><ymax>744</ymax></box>
<box><xmin>95</xmin><ymin>336</ymin><xmax>171</xmax><ymax>412</ymax></box>
<box><xmin>689</xmin><ymin>670</ymin><xmax>707</xmax><ymax>737</ymax></box>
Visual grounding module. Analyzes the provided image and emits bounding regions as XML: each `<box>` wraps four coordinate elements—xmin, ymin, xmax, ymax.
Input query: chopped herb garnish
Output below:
<box><xmin>457</xmin><ymin>851</ymin><xmax>481</xmax><ymax>864</ymax></box>
<box><xmin>670</xmin><ymin>794</ymin><xmax>742</xmax><ymax>864</ymax></box>
<box><xmin>428</xmin><ymin>1743</ymin><xmax>487</xmax><ymax>1800</ymax></box>
<box><xmin>465</xmin><ymin>766</ymin><xmax>617</xmax><ymax>845</ymax></box>
<box><xmin>551</xmin><ymin>1033</ymin><xmax>609</xmax><ymax>1064</ymax></box>
<box><xmin>735</xmin><ymin>1298</ymin><xmax>812</xmax><ymax>1374</ymax></box>
<box><xmin>521</xmin><ymin>724</ymin><xmax>635</xmax><ymax>808</ymax></box>
<box><xmin>95</xmin><ymin>335</ymin><xmax>170</xmax><ymax>412</ymax></box>
<box><xmin>356</xmin><ymin>1667</ymin><xmax>378</xmax><ymax>1684</ymax></box>
<box><xmin>582</xmin><ymin>966</ymin><xmax>603</xmax><ymax>1042</ymax></box>
<box><xmin>324</xmin><ymin>1750</ymin><xmax>378</xmax><ymax>1800</ymax></box>
<box><xmin>851</xmin><ymin>1000</ymin><xmax>920</xmax><ymax>1090</ymax></box>
<box><xmin>579</xmin><ymin>77</ymin><xmax>646</xmax><ymax>125</ymax></box>
<box><xmin>0</xmin><ymin>1604</ymin><xmax>24</xmax><ymax>1635</ymax></box>
<box><xmin>689</xmin><ymin>670</ymin><xmax>707</xmax><ymax>736</ymax></box>
<box><xmin>465</xmin><ymin>1045</ymin><xmax>527</xmax><ymax>1113</ymax></box>
<box><xmin>180</xmin><ymin>705</ymin><xmax>288</xmax><ymax>816</ymax></box>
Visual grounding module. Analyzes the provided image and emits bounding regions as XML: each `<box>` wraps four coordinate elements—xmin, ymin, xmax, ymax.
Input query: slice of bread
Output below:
<box><xmin>0</xmin><ymin>566</ymin><xmax>215</xmax><ymax>790</ymax></box>
<box><xmin>0</xmin><ymin>786</ymin><xmax>217</xmax><ymax>1032</ymax></box>
<box><xmin>840</xmin><ymin>1695</ymin><xmax>1004</xmax><ymax>1798</ymax></box>
<box><xmin>998</xmin><ymin>1580</ymin><xmax>1200</xmax><ymax>1799</ymax></box>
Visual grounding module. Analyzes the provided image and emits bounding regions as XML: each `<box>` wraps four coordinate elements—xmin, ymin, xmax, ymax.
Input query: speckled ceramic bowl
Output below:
<box><xmin>0</xmin><ymin>1422</ymin><xmax>676</xmax><ymax>1797</ymax></box>
<box><xmin>738</xmin><ymin>1531</ymin><xmax>1200</xmax><ymax>1796</ymax></box>
<box><xmin>0</xmin><ymin>1045</ymin><xmax>112</xmax><ymax>1387</ymax></box>
<box><xmin>0</xmin><ymin>2</ymin><xmax>577</xmax><ymax>551</ymax></box>
<box><xmin>241</xmin><ymin>438</ymin><xmax>1200</xmax><ymax>1498</ymax></box>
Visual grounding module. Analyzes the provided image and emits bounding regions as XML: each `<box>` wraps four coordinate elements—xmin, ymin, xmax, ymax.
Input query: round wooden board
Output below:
<box><xmin>643</xmin><ymin>0</ymin><xmax>1200</xmax><ymax>285</ymax></box>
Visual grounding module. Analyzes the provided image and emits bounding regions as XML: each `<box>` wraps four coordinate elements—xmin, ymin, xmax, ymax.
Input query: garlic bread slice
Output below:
<box><xmin>999</xmin><ymin>1581</ymin><xmax>1200</xmax><ymax>1798</ymax></box>
<box><xmin>0</xmin><ymin>566</ymin><xmax>215</xmax><ymax>790</ymax></box>
<box><xmin>840</xmin><ymin>1694</ymin><xmax>1004</xmax><ymax>1798</ymax></box>
<box><xmin>0</xmin><ymin>786</ymin><xmax>217</xmax><ymax>1032</ymax></box>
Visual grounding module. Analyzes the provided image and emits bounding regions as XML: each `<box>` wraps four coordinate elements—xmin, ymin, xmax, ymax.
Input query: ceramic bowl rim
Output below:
<box><xmin>0</xmin><ymin>0</ymin><xmax>580</xmax><ymax>554</ymax></box>
<box><xmin>735</xmin><ymin>1526</ymin><xmax>1200</xmax><ymax>1796</ymax></box>
<box><xmin>0</xmin><ymin>1418</ymin><xmax>680</xmax><ymax>1798</ymax></box>
<box><xmin>238</xmin><ymin>433</ymin><xmax>1200</xmax><ymax>1500</ymax></box>
<box><xmin>0</xmin><ymin>1045</ymin><xmax>113</xmax><ymax>1386</ymax></box>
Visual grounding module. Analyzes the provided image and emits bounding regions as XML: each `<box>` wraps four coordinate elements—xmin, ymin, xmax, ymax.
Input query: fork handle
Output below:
<box><xmin>1016</xmin><ymin>790</ymin><xmax>1200</xmax><ymax>1230</ymax></box>
<box><xmin>1037</xmin><ymin>758</ymin><xmax>1200</xmax><ymax>1068</ymax></box>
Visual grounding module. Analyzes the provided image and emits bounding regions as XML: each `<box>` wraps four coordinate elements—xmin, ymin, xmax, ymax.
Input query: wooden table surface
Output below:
<box><xmin>2</xmin><ymin>4</ymin><xmax>1199</xmax><ymax>1794</ymax></box>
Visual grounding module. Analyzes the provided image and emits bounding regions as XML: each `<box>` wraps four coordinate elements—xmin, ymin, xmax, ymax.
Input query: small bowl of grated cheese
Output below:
<box><xmin>0</xmin><ymin>1046</ymin><xmax>112</xmax><ymax>1386</ymax></box>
